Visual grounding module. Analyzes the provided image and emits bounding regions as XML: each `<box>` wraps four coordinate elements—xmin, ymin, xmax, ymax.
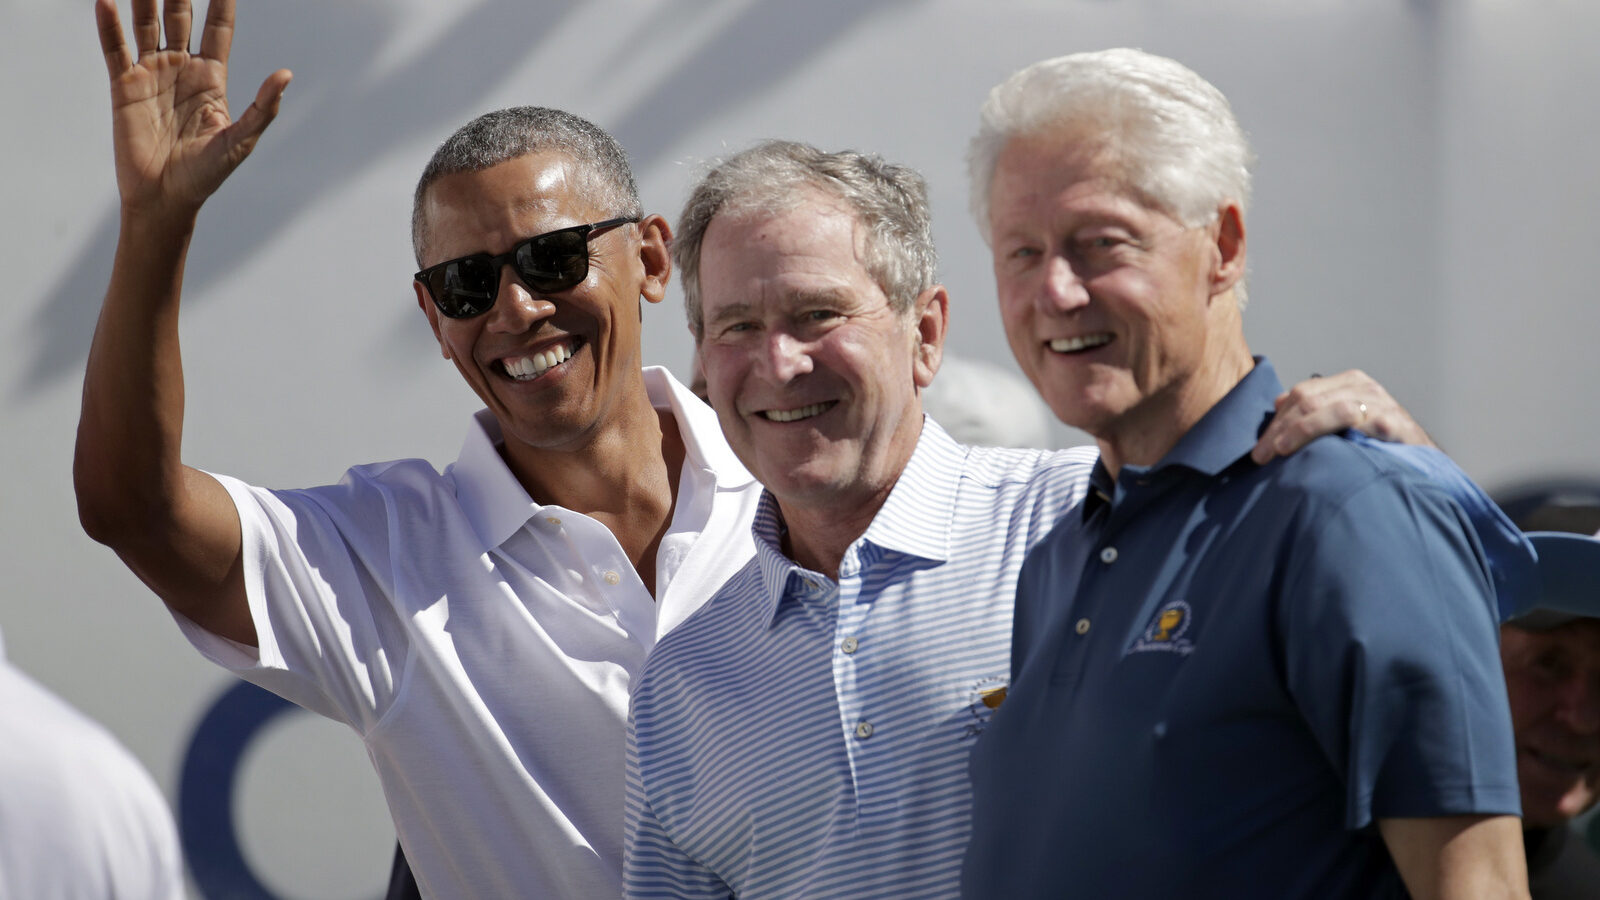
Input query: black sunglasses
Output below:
<box><xmin>416</xmin><ymin>216</ymin><xmax>639</xmax><ymax>319</ymax></box>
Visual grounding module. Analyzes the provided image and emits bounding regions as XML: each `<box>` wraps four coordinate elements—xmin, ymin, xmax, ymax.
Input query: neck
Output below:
<box><xmin>774</xmin><ymin>492</ymin><xmax>889</xmax><ymax>581</ymax></box>
<box><xmin>502</xmin><ymin>389</ymin><xmax>686</xmax><ymax>596</ymax></box>
<box><xmin>1097</xmin><ymin>339</ymin><xmax>1254</xmax><ymax>480</ymax></box>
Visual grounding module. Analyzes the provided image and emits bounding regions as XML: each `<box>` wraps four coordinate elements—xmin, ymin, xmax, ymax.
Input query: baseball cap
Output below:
<box><xmin>1506</xmin><ymin>531</ymin><xmax>1600</xmax><ymax>630</ymax></box>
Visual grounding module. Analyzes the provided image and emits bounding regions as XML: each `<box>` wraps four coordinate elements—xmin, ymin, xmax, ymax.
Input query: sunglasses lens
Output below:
<box><xmin>515</xmin><ymin>230</ymin><xmax>590</xmax><ymax>293</ymax></box>
<box><xmin>429</xmin><ymin>258</ymin><xmax>497</xmax><ymax>319</ymax></box>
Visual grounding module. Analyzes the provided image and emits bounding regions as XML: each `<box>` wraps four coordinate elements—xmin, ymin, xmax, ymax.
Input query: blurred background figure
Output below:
<box><xmin>920</xmin><ymin>354</ymin><xmax>1057</xmax><ymax>449</ymax></box>
<box><xmin>0</xmin><ymin>627</ymin><xmax>185</xmax><ymax>899</ymax></box>
<box><xmin>1498</xmin><ymin>482</ymin><xmax>1600</xmax><ymax>900</ymax></box>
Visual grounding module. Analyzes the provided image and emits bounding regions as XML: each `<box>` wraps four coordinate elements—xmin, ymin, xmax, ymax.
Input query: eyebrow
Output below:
<box><xmin>704</xmin><ymin>287</ymin><xmax>857</xmax><ymax>329</ymax></box>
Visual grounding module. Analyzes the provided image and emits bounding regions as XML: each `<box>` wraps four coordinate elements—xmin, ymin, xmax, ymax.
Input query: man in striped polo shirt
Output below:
<box><xmin>621</xmin><ymin>140</ymin><xmax>1462</xmax><ymax>899</ymax></box>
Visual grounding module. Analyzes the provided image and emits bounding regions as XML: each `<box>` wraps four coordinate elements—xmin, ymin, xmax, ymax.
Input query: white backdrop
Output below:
<box><xmin>5</xmin><ymin>1</ymin><xmax>1598</xmax><ymax>896</ymax></box>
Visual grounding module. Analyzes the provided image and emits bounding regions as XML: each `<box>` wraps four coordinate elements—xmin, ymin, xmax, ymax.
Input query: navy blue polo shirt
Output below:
<box><xmin>962</xmin><ymin>359</ymin><xmax>1520</xmax><ymax>900</ymax></box>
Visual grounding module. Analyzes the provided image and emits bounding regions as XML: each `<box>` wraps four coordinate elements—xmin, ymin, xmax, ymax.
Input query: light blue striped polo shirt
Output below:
<box><xmin>624</xmin><ymin>420</ymin><xmax>1096</xmax><ymax>899</ymax></box>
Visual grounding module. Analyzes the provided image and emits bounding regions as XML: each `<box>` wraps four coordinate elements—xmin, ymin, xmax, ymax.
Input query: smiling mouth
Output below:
<box><xmin>1048</xmin><ymin>333</ymin><xmax>1113</xmax><ymax>354</ymax></box>
<box><xmin>1525</xmin><ymin>745</ymin><xmax>1595</xmax><ymax>777</ymax></box>
<box><xmin>500</xmin><ymin>338</ymin><xmax>581</xmax><ymax>381</ymax></box>
<box><xmin>761</xmin><ymin>401</ymin><xmax>836</xmax><ymax>423</ymax></box>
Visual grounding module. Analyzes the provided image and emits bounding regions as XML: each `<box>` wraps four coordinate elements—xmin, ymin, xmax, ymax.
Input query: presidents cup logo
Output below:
<box><xmin>1129</xmin><ymin>599</ymin><xmax>1196</xmax><ymax>655</ymax></box>
<box><xmin>962</xmin><ymin>674</ymin><xmax>1009</xmax><ymax>739</ymax></box>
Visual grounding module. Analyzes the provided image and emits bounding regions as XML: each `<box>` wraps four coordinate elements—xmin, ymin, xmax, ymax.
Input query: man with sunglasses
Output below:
<box><xmin>75</xmin><ymin>1</ymin><xmax>760</xmax><ymax>897</ymax></box>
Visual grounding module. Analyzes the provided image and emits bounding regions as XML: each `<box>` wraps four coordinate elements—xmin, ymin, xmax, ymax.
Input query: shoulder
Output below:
<box><xmin>213</xmin><ymin>457</ymin><xmax>459</xmax><ymax>555</ymax></box>
<box><xmin>1255</xmin><ymin>434</ymin><xmax>1459</xmax><ymax>521</ymax></box>
<box><xmin>1259</xmin><ymin>437</ymin><xmax>1494</xmax><ymax>600</ymax></box>
<box><xmin>955</xmin><ymin>443</ymin><xmax>1097</xmax><ymax>492</ymax></box>
<box><xmin>0</xmin><ymin>661</ymin><xmax>174</xmax><ymax>818</ymax></box>
<box><xmin>640</xmin><ymin>559</ymin><xmax>766</xmax><ymax>685</ymax></box>
<box><xmin>270</xmin><ymin>458</ymin><xmax>450</xmax><ymax>513</ymax></box>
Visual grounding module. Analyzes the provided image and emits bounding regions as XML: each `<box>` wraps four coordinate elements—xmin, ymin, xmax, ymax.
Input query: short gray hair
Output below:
<box><xmin>675</xmin><ymin>140</ymin><xmax>938</xmax><ymax>338</ymax></box>
<box><xmin>969</xmin><ymin>48</ymin><xmax>1254</xmax><ymax>242</ymax></box>
<box><xmin>411</xmin><ymin>106</ymin><xmax>643</xmax><ymax>266</ymax></box>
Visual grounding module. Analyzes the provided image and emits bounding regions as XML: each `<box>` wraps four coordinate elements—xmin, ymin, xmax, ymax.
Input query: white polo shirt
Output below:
<box><xmin>0</xmin><ymin>628</ymin><xmax>186</xmax><ymax>900</ymax></box>
<box><xmin>178</xmin><ymin>367</ymin><xmax>760</xmax><ymax>899</ymax></box>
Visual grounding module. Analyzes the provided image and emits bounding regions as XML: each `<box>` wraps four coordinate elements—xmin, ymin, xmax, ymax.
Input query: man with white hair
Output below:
<box><xmin>623</xmin><ymin>137</ymin><xmax>1525</xmax><ymax>898</ymax></box>
<box><xmin>962</xmin><ymin>49</ymin><xmax>1528</xmax><ymax>899</ymax></box>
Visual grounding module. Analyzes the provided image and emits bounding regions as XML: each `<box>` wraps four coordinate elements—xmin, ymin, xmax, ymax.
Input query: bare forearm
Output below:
<box><xmin>1379</xmin><ymin>815</ymin><xmax>1529</xmax><ymax>900</ymax></box>
<box><xmin>75</xmin><ymin>207</ymin><xmax>198</xmax><ymax>541</ymax></box>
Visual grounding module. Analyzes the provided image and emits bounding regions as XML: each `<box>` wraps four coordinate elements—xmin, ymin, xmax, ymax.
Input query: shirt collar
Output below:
<box><xmin>449</xmin><ymin>366</ymin><xmax>754</xmax><ymax>552</ymax></box>
<box><xmin>643</xmin><ymin>366</ymin><xmax>757</xmax><ymax>494</ymax></box>
<box><xmin>749</xmin><ymin>416</ymin><xmax>961</xmax><ymax>625</ymax></box>
<box><xmin>1082</xmin><ymin>356</ymin><xmax>1280</xmax><ymax>519</ymax></box>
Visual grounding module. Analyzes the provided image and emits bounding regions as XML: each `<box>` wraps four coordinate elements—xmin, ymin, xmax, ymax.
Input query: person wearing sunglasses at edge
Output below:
<box><xmin>69</xmin><ymin>2</ymin><xmax>1483</xmax><ymax>897</ymax></box>
<box><xmin>620</xmin><ymin>142</ymin><xmax>1535</xmax><ymax>900</ymax></box>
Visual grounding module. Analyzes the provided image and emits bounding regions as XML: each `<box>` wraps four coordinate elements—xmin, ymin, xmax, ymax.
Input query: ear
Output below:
<box><xmin>637</xmin><ymin>214</ymin><xmax>673</xmax><ymax>306</ymax></box>
<box><xmin>415</xmin><ymin>279</ymin><xmax>451</xmax><ymax>360</ymax></box>
<box><xmin>911</xmin><ymin>284</ymin><xmax>950</xmax><ymax>390</ymax></box>
<box><xmin>1209</xmin><ymin>203</ymin><xmax>1246</xmax><ymax>295</ymax></box>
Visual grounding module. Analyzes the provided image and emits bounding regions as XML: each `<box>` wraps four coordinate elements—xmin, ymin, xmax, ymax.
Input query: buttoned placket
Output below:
<box><xmin>527</xmin><ymin>508</ymin><xmax>654</xmax><ymax>644</ymax></box>
<box><xmin>1047</xmin><ymin>468</ymin><xmax>1174</xmax><ymax>689</ymax></box>
<box><xmin>831</xmin><ymin>540</ymin><xmax>889</xmax><ymax>820</ymax></box>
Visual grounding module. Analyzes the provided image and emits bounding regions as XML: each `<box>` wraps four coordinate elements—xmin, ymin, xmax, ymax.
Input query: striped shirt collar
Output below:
<box><xmin>750</xmin><ymin>417</ymin><xmax>963</xmax><ymax>625</ymax></box>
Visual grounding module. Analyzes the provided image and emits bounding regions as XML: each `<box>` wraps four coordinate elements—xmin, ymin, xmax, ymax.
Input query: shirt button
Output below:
<box><xmin>841</xmin><ymin>636</ymin><xmax>858</xmax><ymax>654</ymax></box>
<box><xmin>855</xmin><ymin>721</ymin><xmax>874</xmax><ymax>740</ymax></box>
<box><xmin>1075</xmin><ymin>618</ymin><xmax>1091</xmax><ymax>635</ymax></box>
<box><xmin>1100</xmin><ymin>546</ymin><xmax>1119</xmax><ymax>564</ymax></box>
<box><xmin>603</xmin><ymin>571</ymin><xmax>621</xmax><ymax>586</ymax></box>
<box><xmin>545</xmin><ymin>516</ymin><xmax>561</xmax><ymax>526</ymax></box>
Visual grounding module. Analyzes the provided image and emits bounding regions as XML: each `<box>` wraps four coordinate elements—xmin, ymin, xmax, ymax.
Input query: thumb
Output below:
<box><xmin>226</xmin><ymin>69</ymin><xmax>292</xmax><ymax>153</ymax></box>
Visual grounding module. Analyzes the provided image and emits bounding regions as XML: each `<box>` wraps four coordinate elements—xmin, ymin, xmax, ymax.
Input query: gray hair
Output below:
<box><xmin>968</xmin><ymin>49</ymin><xmax>1254</xmax><ymax>301</ymax></box>
<box><xmin>675</xmin><ymin>140</ymin><xmax>938</xmax><ymax>338</ymax></box>
<box><xmin>411</xmin><ymin>106</ymin><xmax>643</xmax><ymax>266</ymax></box>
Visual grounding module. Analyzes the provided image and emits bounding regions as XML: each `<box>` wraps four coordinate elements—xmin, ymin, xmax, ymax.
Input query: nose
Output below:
<box><xmin>761</xmin><ymin>330</ymin><xmax>813</xmax><ymax>382</ymax></box>
<box><xmin>1556</xmin><ymin>677</ymin><xmax>1600</xmax><ymax>735</ymax></box>
<box><xmin>1038</xmin><ymin>253</ymin><xmax>1090</xmax><ymax>313</ymax></box>
<box><xmin>484</xmin><ymin>269</ymin><xmax>555</xmax><ymax>333</ymax></box>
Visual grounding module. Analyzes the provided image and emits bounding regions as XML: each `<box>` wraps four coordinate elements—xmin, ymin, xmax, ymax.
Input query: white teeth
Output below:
<box><xmin>1049</xmin><ymin>333</ymin><xmax>1113</xmax><ymax>353</ymax></box>
<box><xmin>504</xmin><ymin>342</ymin><xmax>573</xmax><ymax>380</ymax></box>
<box><xmin>763</xmin><ymin>402</ymin><xmax>832</xmax><ymax>423</ymax></box>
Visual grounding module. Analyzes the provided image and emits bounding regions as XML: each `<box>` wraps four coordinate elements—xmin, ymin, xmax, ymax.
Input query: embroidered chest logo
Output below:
<box><xmin>1129</xmin><ymin>599</ymin><xmax>1196</xmax><ymax>655</ymax></box>
<box><xmin>962</xmin><ymin>675</ymin><xmax>1009</xmax><ymax>739</ymax></box>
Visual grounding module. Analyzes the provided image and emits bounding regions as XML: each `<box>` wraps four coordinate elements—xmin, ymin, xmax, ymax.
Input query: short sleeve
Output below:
<box><xmin>1345</xmin><ymin>434</ymin><xmax>1537</xmax><ymax>620</ymax></box>
<box><xmin>1280</xmin><ymin>472</ymin><xmax>1521</xmax><ymax>828</ymax></box>
<box><xmin>172</xmin><ymin>472</ymin><xmax>407</xmax><ymax>732</ymax></box>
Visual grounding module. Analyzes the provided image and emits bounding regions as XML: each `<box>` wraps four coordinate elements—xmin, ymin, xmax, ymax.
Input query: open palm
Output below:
<box><xmin>96</xmin><ymin>0</ymin><xmax>291</xmax><ymax>215</ymax></box>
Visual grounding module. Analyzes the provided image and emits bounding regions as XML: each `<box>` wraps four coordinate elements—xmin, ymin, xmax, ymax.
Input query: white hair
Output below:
<box><xmin>969</xmin><ymin>47</ymin><xmax>1254</xmax><ymax>246</ymax></box>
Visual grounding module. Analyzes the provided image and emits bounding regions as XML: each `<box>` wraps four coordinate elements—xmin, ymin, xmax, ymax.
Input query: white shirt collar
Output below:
<box><xmin>448</xmin><ymin>367</ymin><xmax>754</xmax><ymax>552</ymax></box>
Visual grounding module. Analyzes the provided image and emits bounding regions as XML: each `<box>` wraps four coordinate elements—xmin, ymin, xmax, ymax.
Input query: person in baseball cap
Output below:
<box><xmin>1502</xmin><ymin>528</ymin><xmax>1600</xmax><ymax>898</ymax></box>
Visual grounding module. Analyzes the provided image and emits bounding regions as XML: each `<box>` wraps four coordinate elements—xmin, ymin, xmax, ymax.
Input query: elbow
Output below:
<box><xmin>72</xmin><ymin>455</ymin><xmax>158</xmax><ymax>550</ymax></box>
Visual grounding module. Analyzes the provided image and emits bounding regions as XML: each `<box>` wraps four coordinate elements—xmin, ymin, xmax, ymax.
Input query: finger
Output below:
<box><xmin>96</xmin><ymin>0</ymin><xmax>134</xmax><ymax>79</ymax></box>
<box><xmin>198</xmin><ymin>0</ymin><xmax>235</xmax><ymax>63</ymax></box>
<box><xmin>225</xmin><ymin>68</ymin><xmax>293</xmax><ymax>149</ymax></box>
<box><xmin>131</xmin><ymin>0</ymin><xmax>161</xmax><ymax>57</ymax></box>
<box><xmin>162</xmin><ymin>0</ymin><xmax>192</xmax><ymax>53</ymax></box>
<box><xmin>1252</xmin><ymin>381</ymin><xmax>1362</xmax><ymax>464</ymax></box>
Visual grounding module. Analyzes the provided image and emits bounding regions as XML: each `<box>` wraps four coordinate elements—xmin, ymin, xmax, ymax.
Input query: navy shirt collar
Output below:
<box><xmin>1084</xmin><ymin>357</ymin><xmax>1280</xmax><ymax>520</ymax></box>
